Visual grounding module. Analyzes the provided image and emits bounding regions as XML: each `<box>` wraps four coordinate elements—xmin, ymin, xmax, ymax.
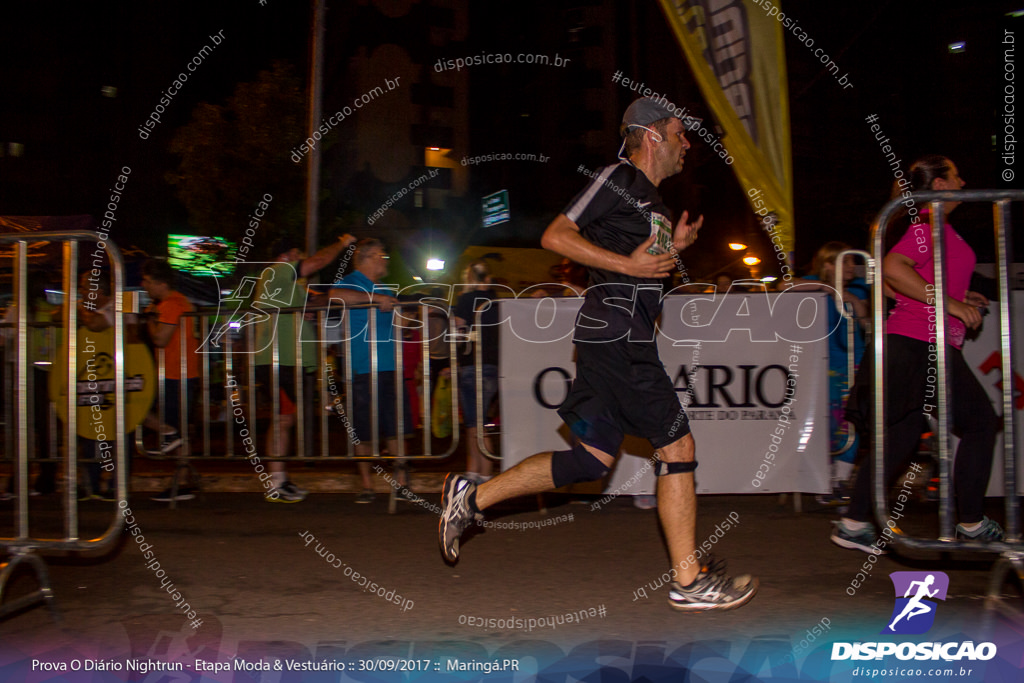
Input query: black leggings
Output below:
<box><xmin>847</xmin><ymin>335</ymin><xmax>999</xmax><ymax>524</ymax></box>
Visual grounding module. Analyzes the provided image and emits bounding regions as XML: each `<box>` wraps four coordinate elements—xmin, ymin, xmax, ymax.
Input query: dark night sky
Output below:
<box><xmin>1</xmin><ymin>0</ymin><xmax>1021</xmax><ymax>275</ymax></box>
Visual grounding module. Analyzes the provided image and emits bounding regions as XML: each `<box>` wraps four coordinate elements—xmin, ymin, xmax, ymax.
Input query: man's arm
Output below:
<box><xmin>540</xmin><ymin>214</ymin><xmax>677</xmax><ymax>279</ymax></box>
<box><xmin>147</xmin><ymin>298</ymin><xmax>187</xmax><ymax>348</ymax></box>
<box><xmin>147</xmin><ymin>317</ymin><xmax>177</xmax><ymax>348</ymax></box>
<box><xmin>80</xmin><ymin>304</ymin><xmax>112</xmax><ymax>333</ymax></box>
<box><xmin>299</xmin><ymin>233</ymin><xmax>357</xmax><ymax>278</ymax></box>
<box><xmin>324</xmin><ymin>286</ymin><xmax>397</xmax><ymax>312</ymax></box>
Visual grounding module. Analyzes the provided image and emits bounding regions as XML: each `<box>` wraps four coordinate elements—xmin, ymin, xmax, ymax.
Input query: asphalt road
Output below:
<box><xmin>0</xmin><ymin>490</ymin><xmax>1021</xmax><ymax>682</ymax></box>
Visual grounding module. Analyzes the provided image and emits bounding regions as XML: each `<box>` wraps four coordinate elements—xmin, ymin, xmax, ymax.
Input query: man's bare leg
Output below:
<box><xmin>355</xmin><ymin>444</ymin><xmax>373</xmax><ymax>489</ymax></box>
<box><xmin>465</xmin><ymin>427</ymin><xmax>494</xmax><ymax>479</ymax></box>
<box><xmin>356</xmin><ymin>439</ymin><xmax>407</xmax><ymax>490</ymax></box>
<box><xmin>387</xmin><ymin>437</ymin><xmax>408</xmax><ymax>487</ymax></box>
<box><xmin>268</xmin><ymin>412</ymin><xmax>295</xmax><ymax>481</ymax></box>
<box><xmin>142</xmin><ymin>414</ymin><xmax>178</xmax><ymax>436</ymax></box>
<box><xmin>267</xmin><ymin>413</ymin><xmax>295</xmax><ymax>460</ymax></box>
<box><xmin>475</xmin><ymin>445</ymin><xmax>614</xmax><ymax>510</ymax></box>
<box><xmin>655</xmin><ymin>433</ymin><xmax>698</xmax><ymax>586</ymax></box>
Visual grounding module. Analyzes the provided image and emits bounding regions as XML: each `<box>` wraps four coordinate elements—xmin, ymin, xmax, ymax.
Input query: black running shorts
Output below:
<box><xmin>557</xmin><ymin>340</ymin><xmax>690</xmax><ymax>455</ymax></box>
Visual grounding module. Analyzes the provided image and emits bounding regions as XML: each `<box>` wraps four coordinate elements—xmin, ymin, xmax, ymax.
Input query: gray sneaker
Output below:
<box><xmin>151</xmin><ymin>486</ymin><xmax>196</xmax><ymax>502</ymax></box>
<box><xmin>267</xmin><ymin>481</ymin><xmax>306</xmax><ymax>503</ymax></box>
<box><xmin>439</xmin><ymin>474</ymin><xmax>480</xmax><ymax>563</ymax></box>
<box><xmin>668</xmin><ymin>569</ymin><xmax>758</xmax><ymax>611</ymax></box>
<box><xmin>394</xmin><ymin>486</ymin><xmax>417</xmax><ymax>502</ymax></box>
<box><xmin>830</xmin><ymin>520</ymin><xmax>887</xmax><ymax>554</ymax></box>
<box><xmin>956</xmin><ymin>516</ymin><xmax>1005</xmax><ymax>541</ymax></box>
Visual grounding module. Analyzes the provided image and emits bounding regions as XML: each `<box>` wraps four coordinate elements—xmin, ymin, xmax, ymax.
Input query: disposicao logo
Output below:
<box><xmin>883</xmin><ymin>571</ymin><xmax>948</xmax><ymax>635</ymax></box>
<box><xmin>832</xmin><ymin>571</ymin><xmax>997</xmax><ymax>662</ymax></box>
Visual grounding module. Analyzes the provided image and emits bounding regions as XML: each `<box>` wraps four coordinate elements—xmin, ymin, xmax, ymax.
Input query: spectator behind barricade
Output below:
<box><xmin>719</xmin><ymin>272</ymin><xmax>736</xmax><ymax>293</ymax></box>
<box><xmin>791</xmin><ymin>242</ymin><xmax>868</xmax><ymax>503</ymax></box>
<box><xmin>425</xmin><ymin>287</ymin><xmax>451</xmax><ymax>387</ymax></box>
<box><xmin>398</xmin><ymin>298</ymin><xmax>427</xmax><ymax>430</ymax></box>
<box><xmin>454</xmin><ymin>261</ymin><xmax>501</xmax><ymax>483</ymax></box>
<box><xmin>705</xmin><ymin>272</ymin><xmax>735</xmax><ymax>294</ymax></box>
<box><xmin>530</xmin><ymin>258</ymin><xmax>588</xmax><ymax>298</ymax></box>
<box><xmin>327</xmin><ymin>238</ymin><xmax>413</xmax><ymax>504</ymax></box>
<box><xmin>0</xmin><ymin>271</ymin><xmax>59</xmax><ymax>498</ymax></box>
<box><xmin>140</xmin><ymin>259</ymin><xmax>200</xmax><ymax>502</ymax></box>
<box><xmin>76</xmin><ymin>269</ymin><xmax>115</xmax><ymax>332</ymax></box>
<box><xmin>73</xmin><ymin>269</ymin><xmax>118</xmax><ymax>500</ymax></box>
<box><xmin>254</xmin><ymin>233</ymin><xmax>357</xmax><ymax>503</ymax></box>
<box><xmin>46</xmin><ymin>267</ymin><xmax>139</xmax><ymax>500</ymax></box>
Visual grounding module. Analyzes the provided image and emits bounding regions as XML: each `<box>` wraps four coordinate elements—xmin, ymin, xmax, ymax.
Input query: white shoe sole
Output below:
<box><xmin>668</xmin><ymin>577</ymin><xmax>759</xmax><ymax>612</ymax></box>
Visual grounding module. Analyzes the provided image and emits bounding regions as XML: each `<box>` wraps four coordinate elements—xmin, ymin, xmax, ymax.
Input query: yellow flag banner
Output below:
<box><xmin>658</xmin><ymin>0</ymin><xmax>795</xmax><ymax>258</ymax></box>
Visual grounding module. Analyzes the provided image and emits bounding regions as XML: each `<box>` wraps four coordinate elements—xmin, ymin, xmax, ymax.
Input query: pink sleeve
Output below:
<box><xmin>889</xmin><ymin>222</ymin><xmax>928</xmax><ymax>263</ymax></box>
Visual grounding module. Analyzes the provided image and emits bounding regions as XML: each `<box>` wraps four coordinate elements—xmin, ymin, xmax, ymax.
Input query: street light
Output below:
<box><xmin>728</xmin><ymin>242</ymin><xmax>747</xmax><ymax>251</ymax></box>
<box><xmin>742</xmin><ymin>255</ymin><xmax>761</xmax><ymax>266</ymax></box>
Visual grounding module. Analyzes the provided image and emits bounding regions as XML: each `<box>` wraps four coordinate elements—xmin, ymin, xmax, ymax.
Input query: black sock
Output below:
<box><xmin>467</xmin><ymin>489</ymin><xmax>480</xmax><ymax>514</ymax></box>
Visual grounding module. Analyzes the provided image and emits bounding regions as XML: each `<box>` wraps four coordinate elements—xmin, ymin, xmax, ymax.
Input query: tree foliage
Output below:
<box><xmin>167</xmin><ymin>61</ymin><xmax>307</xmax><ymax>254</ymax></box>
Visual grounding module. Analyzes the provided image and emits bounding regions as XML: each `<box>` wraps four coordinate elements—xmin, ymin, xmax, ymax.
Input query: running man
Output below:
<box><xmin>439</xmin><ymin>97</ymin><xmax>758</xmax><ymax>611</ymax></box>
<box><xmin>888</xmin><ymin>575</ymin><xmax>938</xmax><ymax>631</ymax></box>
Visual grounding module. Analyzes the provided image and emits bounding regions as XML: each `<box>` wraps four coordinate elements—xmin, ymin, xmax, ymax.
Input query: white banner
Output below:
<box><xmin>960</xmin><ymin>298</ymin><xmax>1024</xmax><ymax>496</ymax></box>
<box><xmin>498</xmin><ymin>290</ymin><xmax>832</xmax><ymax>494</ymax></box>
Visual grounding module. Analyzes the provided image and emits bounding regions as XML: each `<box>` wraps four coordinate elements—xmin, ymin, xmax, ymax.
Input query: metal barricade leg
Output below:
<box><xmin>983</xmin><ymin>552</ymin><xmax>1024</xmax><ymax>634</ymax></box>
<box><xmin>0</xmin><ymin>547</ymin><xmax>61</xmax><ymax>624</ymax></box>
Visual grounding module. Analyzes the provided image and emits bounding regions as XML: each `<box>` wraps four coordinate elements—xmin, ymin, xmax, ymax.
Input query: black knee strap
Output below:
<box><xmin>655</xmin><ymin>460</ymin><xmax>698</xmax><ymax>476</ymax></box>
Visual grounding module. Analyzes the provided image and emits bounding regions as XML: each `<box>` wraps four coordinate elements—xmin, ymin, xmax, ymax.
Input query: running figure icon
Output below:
<box><xmin>888</xmin><ymin>574</ymin><xmax>938</xmax><ymax>631</ymax></box>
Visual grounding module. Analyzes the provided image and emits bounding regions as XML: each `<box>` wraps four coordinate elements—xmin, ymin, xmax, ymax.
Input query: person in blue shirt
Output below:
<box><xmin>328</xmin><ymin>238</ymin><xmax>412</xmax><ymax>503</ymax></box>
<box><xmin>793</xmin><ymin>242</ymin><xmax>868</xmax><ymax>501</ymax></box>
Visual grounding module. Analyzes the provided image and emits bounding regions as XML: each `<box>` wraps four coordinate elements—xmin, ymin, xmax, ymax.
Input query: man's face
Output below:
<box><xmin>653</xmin><ymin>118</ymin><xmax>690</xmax><ymax>178</ymax></box>
<box><xmin>140</xmin><ymin>274</ymin><xmax>165</xmax><ymax>301</ymax></box>
<box><xmin>359</xmin><ymin>247</ymin><xmax>390</xmax><ymax>282</ymax></box>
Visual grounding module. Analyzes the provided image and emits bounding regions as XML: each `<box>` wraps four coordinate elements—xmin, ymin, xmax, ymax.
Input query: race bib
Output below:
<box><xmin>647</xmin><ymin>212</ymin><xmax>673</xmax><ymax>255</ymax></box>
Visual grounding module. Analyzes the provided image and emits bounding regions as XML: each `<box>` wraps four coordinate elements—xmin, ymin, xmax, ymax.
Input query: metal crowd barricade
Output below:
<box><xmin>136</xmin><ymin>299</ymin><xmax>462</xmax><ymax>466</ymax></box>
<box><xmin>467</xmin><ymin>303</ymin><xmax>502</xmax><ymax>463</ymax></box>
<box><xmin>0</xmin><ymin>231</ymin><xmax>130</xmax><ymax>622</ymax></box>
<box><xmin>831</xmin><ymin>249</ymin><xmax>874</xmax><ymax>461</ymax></box>
<box><xmin>870</xmin><ymin>190</ymin><xmax>1024</xmax><ymax>612</ymax></box>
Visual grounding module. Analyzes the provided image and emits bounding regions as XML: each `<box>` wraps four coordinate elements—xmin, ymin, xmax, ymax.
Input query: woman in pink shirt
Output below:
<box><xmin>832</xmin><ymin>155</ymin><xmax>1004</xmax><ymax>552</ymax></box>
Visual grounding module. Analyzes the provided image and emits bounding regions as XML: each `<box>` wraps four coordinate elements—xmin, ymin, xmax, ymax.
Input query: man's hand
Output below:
<box><xmin>626</xmin><ymin>236</ymin><xmax>676</xmax><ymax>278</ymax></box>
<box><xmin>339</xmin><ymin>233</ymin><xmax>357</xmax><ymax>248</ymax></box>
<box><xmin>373</xmin><ymin>294</ymin><xmax>398</xmax><ymax>313</ymax></box>
<box><xmin>672</xmin><ymin>210</ymin><xmax>703</xmax><ymax>252</ymax></box>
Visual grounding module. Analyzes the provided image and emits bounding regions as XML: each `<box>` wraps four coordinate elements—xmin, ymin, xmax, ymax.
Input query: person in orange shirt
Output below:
<box><xmin>140</xmin><ymin>259</ymin><xmax>200</xmax><ymax>501</ymax></box>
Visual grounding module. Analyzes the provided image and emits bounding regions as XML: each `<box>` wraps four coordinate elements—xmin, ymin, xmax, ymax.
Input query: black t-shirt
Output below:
<box><xmin>564</xmin><ymin>162</ymin><xmax>671</xmax><ymax>342</ymax></box>
<box><xmin>453</xmin><ymin>287</ymin><xmax>499</xmax><ymax>366</ymax></box>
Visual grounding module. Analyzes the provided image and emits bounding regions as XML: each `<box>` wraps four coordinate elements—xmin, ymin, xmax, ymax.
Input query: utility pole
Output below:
<box><xmin>304</xmin><ymin>0</ymin><xmax>326</xmax><ymax>256</ymax></box>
